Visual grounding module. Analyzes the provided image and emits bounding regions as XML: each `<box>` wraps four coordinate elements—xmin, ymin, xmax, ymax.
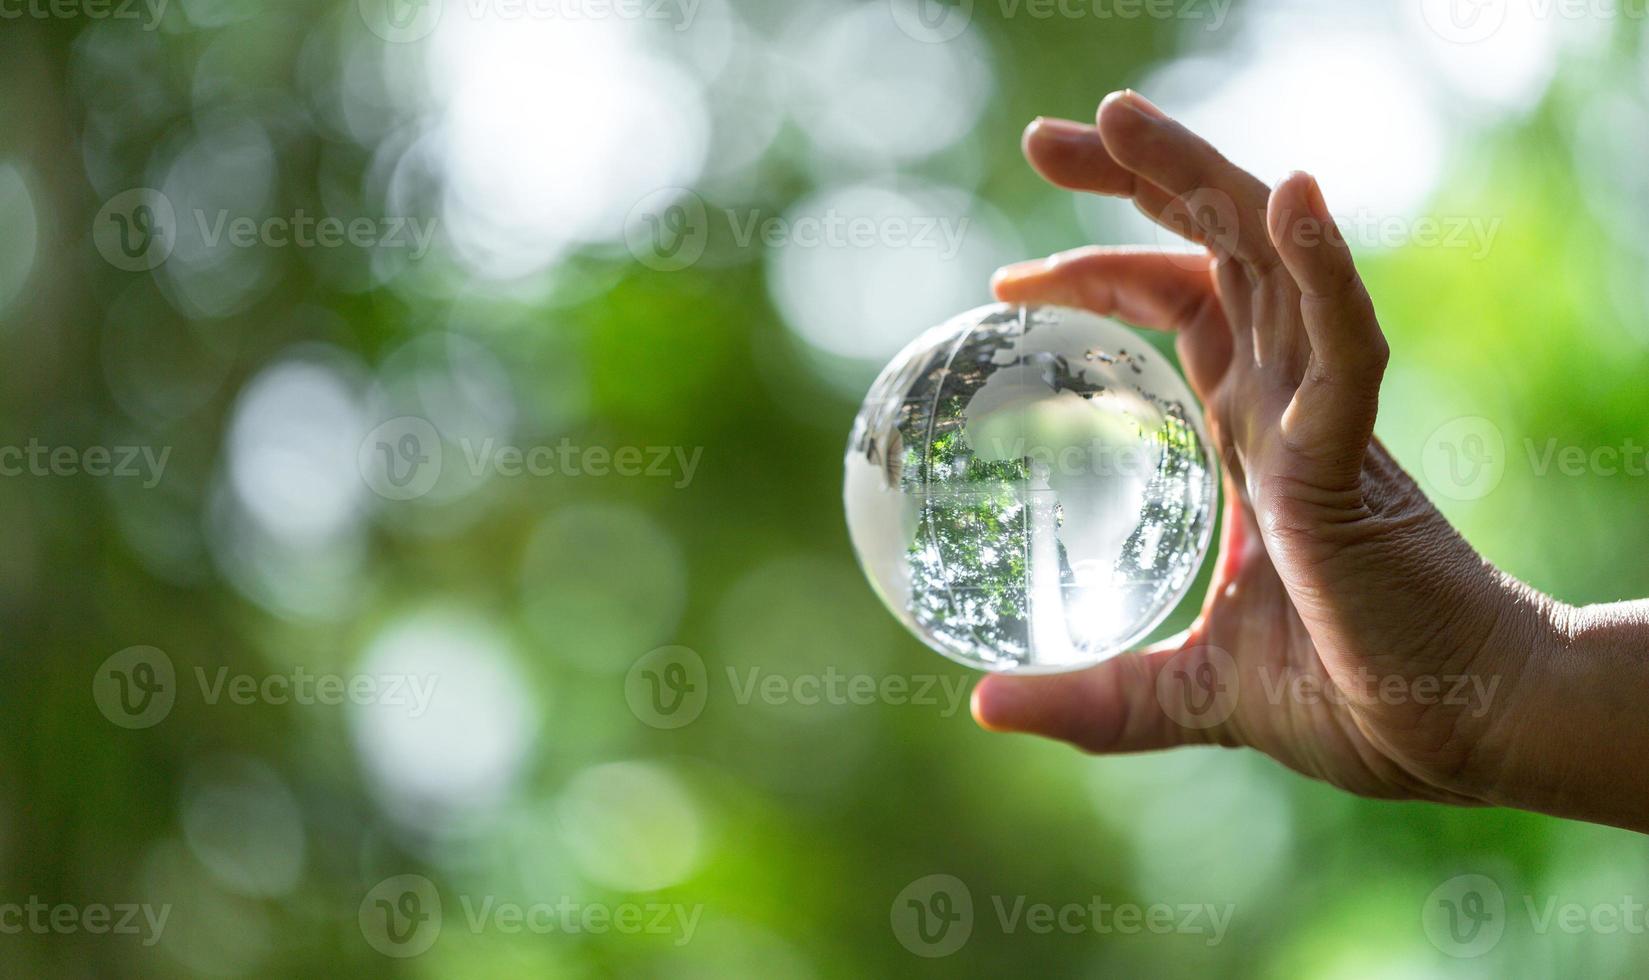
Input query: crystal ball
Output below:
<box><xmin>844</xmin><ymin>303</ymin><xmax>1218</xmax><ymax>674</ymax></box>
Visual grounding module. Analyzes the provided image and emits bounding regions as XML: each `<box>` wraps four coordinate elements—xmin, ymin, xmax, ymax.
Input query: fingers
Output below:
<box><xmin>992</xmin><ymin>247</ymin><xmax>1233</xmax><ymax>398</ymax></box>
<box><xmin>1091</xmin><ymin>92</ymin><xmax>1312</xmax><ymax>373</ymax></box>
<box><xmin>1021</xmin><ymin>117</ymin><xmax>1135</xmax><ymax>196</ymax></box>
<box><xmin>1266</xmin><ymin>172</ymin><xmax>1388</xmax><ymax>475</ymax></box>
<box><xmin>1014</xmin><ymin>95</ymin><xmax>1385</xmax><ymax>484</ymax></box>
<box><xmin>1022</xmin><ymin>116</ymin><xmax>1212</xmax><ymax>250</ymax></box>
<box><xmin>1211</xmin><ymin>254</ymin><xmax>1254</xmax><ymax>363</ymax></box>
<box><xmin>971</xmin><ymin>636</ymin><xmax>1215</xmax><ymax>754</ymax></box>
<box><xmin>992</xmin><ymin>247</ymin><xmax>1212</xmax><ymax>330</ymax></box>
<box><xmin>1094</xmin><ymin>92</ymin><xmax>1280</xmax><ymax>276</ymax></box>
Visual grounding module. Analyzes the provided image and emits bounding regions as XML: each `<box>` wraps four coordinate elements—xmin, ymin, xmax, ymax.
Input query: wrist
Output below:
<box><xmin>1477</xmin><ymin>594</ymin><xmax>1649</xmax><ymax>832</ymax></box>
<box><xmin>1439</xmin><ymin>573</ymin><xmax>1568</xmax><ymax>807</ymax></box>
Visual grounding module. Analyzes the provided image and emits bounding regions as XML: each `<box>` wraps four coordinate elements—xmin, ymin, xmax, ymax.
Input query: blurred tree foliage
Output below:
<box><xmin>3</xmin><ymin>1</ymin><xmax>1649</xmax><ymax>977</ymax></box>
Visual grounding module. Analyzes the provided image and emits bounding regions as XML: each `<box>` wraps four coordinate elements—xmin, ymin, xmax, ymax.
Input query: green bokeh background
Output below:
<box><xmin>4</xmin><ymin>0</ymin><xmax>1649</xmax><ymax>976</ymax></box>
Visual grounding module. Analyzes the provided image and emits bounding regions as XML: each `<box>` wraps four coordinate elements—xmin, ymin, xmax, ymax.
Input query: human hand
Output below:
<box><xmin>971</xmin><ymin>91</ymin><xmax>1580</xmax><ymax>815</ymax></box>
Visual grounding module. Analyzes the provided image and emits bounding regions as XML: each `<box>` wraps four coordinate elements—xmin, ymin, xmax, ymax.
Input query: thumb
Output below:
<box><xmin>971</xmin><ymin>634</ymin><xmax>1237</xmax><ymax>753</ymax></box>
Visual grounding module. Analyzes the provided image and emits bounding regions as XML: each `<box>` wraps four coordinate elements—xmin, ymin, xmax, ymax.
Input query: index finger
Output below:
<box><xmin>1094</xmin><ymin>91</ymin><xmax>1280</xmax><ymax>274</ymax></box>
<box><xmin>991</xmin><ymin>247</ymin><xmax>1233</xmax><ymax>398</ymax></box>
<box><xmin>1022</xmin><ymin>116</ymin><xmax>1217</xmax><ymax>252</ymax></box>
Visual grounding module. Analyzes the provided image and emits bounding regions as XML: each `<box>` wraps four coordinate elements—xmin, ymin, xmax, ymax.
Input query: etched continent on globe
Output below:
<box><xmin>844</xmin><ymin>304</ymin><xmax>1217</xmax><ymax>673</ymax></box>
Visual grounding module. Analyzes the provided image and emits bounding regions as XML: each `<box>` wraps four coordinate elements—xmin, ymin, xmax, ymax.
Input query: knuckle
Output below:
<box><xmin>1370</xmin><ymin>334</ymin><xmax>1391</xmax><ymax>370</ymax></box>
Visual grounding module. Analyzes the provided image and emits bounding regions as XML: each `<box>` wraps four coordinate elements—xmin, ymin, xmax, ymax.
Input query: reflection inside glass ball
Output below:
<box><xmin>844</xmin><ymin>304</ymin><xmax>1218</xmax><ymax>674</ymax></box>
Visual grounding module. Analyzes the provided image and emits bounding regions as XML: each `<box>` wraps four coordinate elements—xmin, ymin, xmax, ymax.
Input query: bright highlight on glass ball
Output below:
<box><xmin>844</xmin><ymin>304</ymin><xmax>1218</xmax><ymax>674</ymax></box>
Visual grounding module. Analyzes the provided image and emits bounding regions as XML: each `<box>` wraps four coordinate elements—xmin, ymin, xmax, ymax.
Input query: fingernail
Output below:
<box><xmin>970</xmin><ymin>678</ymin><xmax>1027</xmax><ymax>731</ymax></box>
<box><xmin>1304</xmin><ymin>175</ymin><xmax>1331</xmax><ymax>222</ymax></box>
<box><xmin>991</xmin><ymin>260</ymin><xmax>1037</xmax><ymax>288</ymax></box>
<box><xmin>1027</xmin><ymin>116</ymin><xmax>1095</xmax><ymax>142</ymax></box>
<box><xmin>1121</xmin><ymin>89</ymin><xmax>1167</xmax><ymax>119</ymax></box>
<box><xmin>1002</xmin><ymin>251</ymin><xmax>1063</xmax><ymax>274</ymax></box>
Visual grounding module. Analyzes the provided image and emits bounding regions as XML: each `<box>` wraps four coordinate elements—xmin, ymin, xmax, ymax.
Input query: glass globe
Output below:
<box><xmin>844</xmin><ymin>303</ymin><xmax>1218</xmax><ymax>674</ymax></box>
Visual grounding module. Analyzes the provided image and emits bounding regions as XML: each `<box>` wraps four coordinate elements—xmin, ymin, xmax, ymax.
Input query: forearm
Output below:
<box><xmin>1484</xmin><ymin>597</ymin><xmax>1649</xmax><ymax>833</ymax></box>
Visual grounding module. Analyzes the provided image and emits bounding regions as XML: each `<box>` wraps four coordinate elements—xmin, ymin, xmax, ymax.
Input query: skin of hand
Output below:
<box><xmin>971</xmin><ymin>90</ymin><xmax>1649</xmax><ymax>833</ymax></box>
